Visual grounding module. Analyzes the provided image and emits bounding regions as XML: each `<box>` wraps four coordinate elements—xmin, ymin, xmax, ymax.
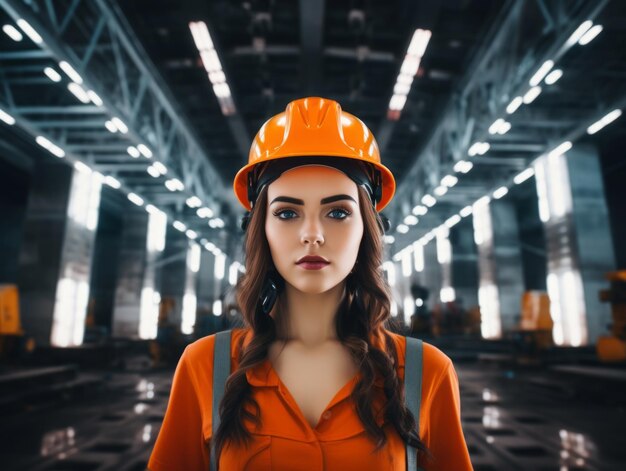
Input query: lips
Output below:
<box><xmin>296</xmin><ymin>256</ymin><xmax>329</xmax><ymax>264</ymax></box>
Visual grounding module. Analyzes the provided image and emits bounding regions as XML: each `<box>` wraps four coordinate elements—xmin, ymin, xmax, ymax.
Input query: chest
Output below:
<box><xmin>268</xmin><ymin>341</ymin><xmax>359</xmax><ymax>428</ymax></box>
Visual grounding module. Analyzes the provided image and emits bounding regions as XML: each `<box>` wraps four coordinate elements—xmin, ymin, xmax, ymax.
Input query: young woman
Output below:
<box><xmin>148</xmin><ymin>97</ymin><xmax>473</xmax><ymax>470</ymax></box>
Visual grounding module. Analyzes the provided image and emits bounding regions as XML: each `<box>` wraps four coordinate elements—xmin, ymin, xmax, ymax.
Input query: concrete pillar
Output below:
<box><xmin>422</xmin><ymin>237</ymin><xmax>441</xmax><ymax>312</ymax></box>
<box><xmin>17</xmin><ymin>161</ymin><xmax>102</xmax><ymax>347</ymax></box>
<box><xmin>159</xmin><ymin>228</ymin><xmax>187</xmax><ymax>329</ymax></box>
<box><xmin>535</xmin><ymin>145</ymin><xmax>615</xmax><ymax>345</ymax></box>
<box><xmin>450</xmin><ymin>217</ymin><xmax>479</xmax><ymax>310</ymax></box>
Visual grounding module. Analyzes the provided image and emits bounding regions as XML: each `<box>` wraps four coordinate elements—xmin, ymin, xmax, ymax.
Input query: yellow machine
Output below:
<box><xmin>597</xmin><ymin>271</ymin><xmax>626</xmax><ymax>362</ymax></box>
<box><xmin>519</xmin><ymin>290</ymin><xmax>554</xmax><ymax>350</ymax></box>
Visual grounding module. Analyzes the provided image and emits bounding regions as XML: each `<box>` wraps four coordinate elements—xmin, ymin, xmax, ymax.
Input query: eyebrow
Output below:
<box><xmin>269</xmin><ymin>194</ymin><xmax>357</xmax><ymax>206</ymax></box>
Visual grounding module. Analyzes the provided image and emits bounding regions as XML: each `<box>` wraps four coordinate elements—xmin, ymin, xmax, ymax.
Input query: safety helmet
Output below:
<box><xmin>233</xmin><ymin>97</ymin><xmax>396</xmax><ymax>212</ymax></box>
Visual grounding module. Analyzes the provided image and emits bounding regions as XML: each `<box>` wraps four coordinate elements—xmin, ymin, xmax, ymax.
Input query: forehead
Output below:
<box><xmin>267</xmin><ymin>165</ymin><xmax>358</xmax><ymax>198</ymax></box>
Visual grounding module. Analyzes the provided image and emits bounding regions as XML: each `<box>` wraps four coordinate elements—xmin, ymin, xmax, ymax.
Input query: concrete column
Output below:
<box><xmin>490</xmin><ymin>199</ymin><xmax>525</xmax><ymax>333</ymax></box>
<box><xmin>159</xmin><ymin>228</ymin><xmax>187</xmax><ymax>329</ymax></box>
<box><xmin>450</xmin><ymin>217</ymin><xmax>479</xmax><ymax>310</ymax></box>
<box><xmin>535</xmin><ymin>145</ymin><xmax>615</xmax><ymax>345</ymax></box>
<box><xmin>181</xmin><ymin>242</ymin><xmax>201</xmax><ymax>335</ymax></box>
<box><xmin>422</xmin><ymin>237</ymin><xmax>441</xmax><ymax>312</ymax></box>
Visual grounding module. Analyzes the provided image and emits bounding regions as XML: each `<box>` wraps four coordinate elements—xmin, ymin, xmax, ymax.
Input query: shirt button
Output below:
<box><xmin>322</xmin><ymin>411</ymin><xmax>332</xmax><ymax>420</ymax></box>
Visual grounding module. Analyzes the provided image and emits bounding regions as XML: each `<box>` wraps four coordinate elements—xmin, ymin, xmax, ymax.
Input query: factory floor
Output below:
<box><xmin>1</xmin><ymin>354</ymin><xmax>625</xmax><ymax>470</ymax></box>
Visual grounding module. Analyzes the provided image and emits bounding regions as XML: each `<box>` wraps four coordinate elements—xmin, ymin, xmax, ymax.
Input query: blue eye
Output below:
<box><xmin>274</xmin><ymin>209</ymin><xmax>297</xmax><ymax>220</ymax></box>
<box><xmin>328</xmin><ymin>208</ymin><xmax>351</xmax><ymax>219</ymax></box>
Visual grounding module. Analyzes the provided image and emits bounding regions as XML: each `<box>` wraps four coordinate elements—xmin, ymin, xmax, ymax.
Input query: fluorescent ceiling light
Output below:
<box><xmin>421</xmin><ymin>194</ymin><xmax>436</xmax><ymax>207</ymax></box>
<box><xmin>506</xmin><ymin>96</ymin><xmax>523</xmax><ymax>114</ymax></box>
<box><xmin>111</xmin><ymin>117</ymin><xmax>128</xmax><ymax>134</ymax></box>
<box><xmin>460</xmin><ymin>206</ymin><xmax>473</xmax><ymax>217</ymax></box>
<box><xmin>0</xmin><ymin>108</ymin><xmax>16</xmax><ymax>125</ymax></box>
<box><xmin>492</xmin><ymin>186</ymin><xmax>508</xmax><ymax>199</ymax></box>
<box><xmin>514</xmin><ymin>168</ymin><xmax>535</xmax><ymax>184</ymax></box>
<box><xmin>73</xmin><ymin>161</ymin><xmax>91</xmax><ymax>174</ymax></box>
<box><xmin>445</xmin><ymin>215</ymin><xmax>461</xmax><ymax>228</ymax></box>
<box><xmin>453</xmin><ymin>160</ymin><xmax>473</xmax><ymax>173</ymax></box>
<box><xmin>208</xmin><ymin>71</ymin><xmax>226</xmax><ymax>84</ymax></box>
<box><xmin>35</xmin><ymin>135</ymin><xmax>65</xmax><ymax>157</ymax></box>
<box><xmin>103</xmin><ymin>176</ymin><xmax>121</xmax><ymax>189</ymax></box>
<box><xmin>547</xmin><ymin>141</ymin><xmax>572</xmax><ymax>159</ymax></box>
<box><xmin>566</xmin><ymin>20</ymin><xmax>592</xmax><ymax>47</ymax></box>
<box><xmin>389</xmin><ymin>94</ymin><xmax>407</xmax><ymax>111</ymax></box>
<box><xmin>529</xmin><ymin>60</ymin><xmax>554</xmax><ymax>87</ymax></box>
<box><xmin>153</xmin><ymin>162</ymin><xmax>167</xmax><ymax>175</ymax></box>
<box><xmin>137</xmin><ymin>144</ymin><xmax>153</xmax><ymax>158</ymax></box>
<box><xmin>185</xmin><ymin>229</ymin><xmax>198</xmax><ymax>240</ymax></box>
<box><xmin>147</xmin><ymin>165</ymin><xmax>160</xmax><ymax>178</ymax></box>
<box><xmin>44</xmin><ymin>67</ymin><xmax>61</xmax><ymax>82</ymax></box>
<box><xmin>522</xmin><ymin>86</ymin><xmax>542</xmax><ymax>104</ymax></box>
<box><xmin>87</xmin><ymin>90</ymin><xmax>103</xmax><ymax>106</ymax></box>
<box><xmin>165</xmin><ymin>178</ymin><xmax>184</xmax><ymax>192</ymax></box>
<box><xmin>579</xmin><ymin>24</ymin><xmax>602</xmax><ymax>45</ymax></box>
<box><xmin>127</xmin><ymin>193</ymin><xmax>144</xmax><ymax>206</ymax></box>
<box><xmin>434</xmin><ymin>185</ymin><xmax>448</xmax><ymax>196</ymax></box>
<box><xmin>394</xmin><ymin>83</ymin><xmax>411</xmax><ymax>95</ymax></box>
<box><xmin>2</xmin><ymin>24</ymin><xmax>23</xmax><ymax>41</ymax></box>
<box><xmin>145</xmin><ymin>204</ymin><xmax>161</xmax><ymax>215</ymax></box>
<box><xmin>127</xmin><ymin>146</ymin><xmax>140</xmax><ymax>158</ymax></box>
<box><xmin>200</xmin><ymin>49</ymin><xmax>222</xmax><ymax>73</ymax></box>
<box><xmin>197</xmin><ymin>207</ymin><xmax>213</xmax><ymax>218</ymax></box>
<box><xmin>468</xmin><ymin>142</ymin><xmax>490</xmax><ymax>156</ymax></box>
<box><xmin>474</xmin><ymin>195</ymin><xmax>491</xmax><ymax>207</ymax></box>
<box><xmin>67</xmin><ymin>82</ymin><xmax>90</xmax><ymax>103</ymax></box>
<box><xmin>545</xmin><ymin>69</ymin><xmax>563</xmax><ymax>85</ymax></box>
<box><xmin>397</xmin><ymin>224</ymin><xmax>409</xmax><ymax>234</ymax></box>
<box><xmin>441</xmin><ymin>175</ymin><xmax>458</xmax><ymax>187</ymax></box>
<box><xmin>397</xmin><ymin>74</ymin><xmax>414</xmax><ymax>86</ymax></box>
<box><xmin>173</xmin><ymin>220</ymin><xmax>187</xmax><ymax>232</ymax></box>
<box><xmin>104</xmin><ymin>120</ymin><xmax>117</xmax><ymax>133</ymax></box>
<box><xmin>186</xmin><ymin>196</ymin><xmax>202</xmax><ymax>208</ymax></box>
<box><xmin>189</xmin><ymin>21</ymin><xmax>214</xmax><ymax>51</ymax></box>
<box><xmin>16</xmin><ymin>19</ymin><xmax>42</xmax><ymax>44</ymax></box>
<box><xmin>404</xmin><ymin>215</ymin><xmax>418</xmax><ymax>226</ymax></box>
<box><xmin>213</xmin><ymin>82</ymin><xmax>231</xmax><ymax>99</ymax></box>
<box><xmin>407</xmin><ymin>29</ymin><xmax>432</xmax><ymax>57</ymax></box>
<box><xmin>59</xmin><ymin>61</ymin><xmax>82</xmax><ymax>84</ymax></box>
<box><xmin>412</xmin><ymin>205</ymin><xmax>428</xmax><ymax>216</ymax></box>
<box><xmin>587</xmin><ymin>109</ymin><xmax>622</xmax><ymax>135</ymax></box>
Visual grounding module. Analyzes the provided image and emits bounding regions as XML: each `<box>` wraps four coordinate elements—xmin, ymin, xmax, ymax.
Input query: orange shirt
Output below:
<box><xmin>148</xmin><ymin>328</ymin><xmax>472</xmax><ymax>470</ymax></box>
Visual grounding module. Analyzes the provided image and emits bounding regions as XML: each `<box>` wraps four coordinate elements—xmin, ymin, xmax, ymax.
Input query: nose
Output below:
<box><xmin>300</xmin><ymin>217</ymin><xmax>324</xmax><ymax>246</ymax></box>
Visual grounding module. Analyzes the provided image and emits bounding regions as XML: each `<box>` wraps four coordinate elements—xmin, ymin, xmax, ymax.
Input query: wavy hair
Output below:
<box><xmin>213</xmin><ymin>183</ymin><xmax>429</xmax><ymax>463</ymax></box>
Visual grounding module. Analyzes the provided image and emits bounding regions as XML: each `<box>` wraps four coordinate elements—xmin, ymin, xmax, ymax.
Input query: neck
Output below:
<box><xmin>274</xmin><ymin>282</ymin><xmax>346</xmax><ymax>347</ymax></box>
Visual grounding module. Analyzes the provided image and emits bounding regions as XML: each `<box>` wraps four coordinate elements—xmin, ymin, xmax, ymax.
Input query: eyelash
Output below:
<box><xmin>272</xmin><ymin>206</ymin><xmax>352</xmax><ymax>221</ymax></box>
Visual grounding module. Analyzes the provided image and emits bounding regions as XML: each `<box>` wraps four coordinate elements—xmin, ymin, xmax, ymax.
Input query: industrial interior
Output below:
<box><xmin>1</xmin><ymin>0</ymin><xmax>626</xmax><ymax>469</ymax></box>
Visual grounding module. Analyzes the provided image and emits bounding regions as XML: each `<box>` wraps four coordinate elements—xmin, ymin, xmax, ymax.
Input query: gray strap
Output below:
<box><xmin>210</xmin><ymin>330</ymin><xmax>231</xmax><ymax>471</ymax></box>
<box><xmin>404</xmin><ymin>336</ymin><xmax>423</xmax><ymax>471</ymax></box>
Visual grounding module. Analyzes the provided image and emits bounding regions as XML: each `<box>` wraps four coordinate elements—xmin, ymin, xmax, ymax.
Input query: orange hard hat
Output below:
<box><xmin>233</xmin><ymin>97</ymin><xmax>396</xmax><ymax>211</ymax></box>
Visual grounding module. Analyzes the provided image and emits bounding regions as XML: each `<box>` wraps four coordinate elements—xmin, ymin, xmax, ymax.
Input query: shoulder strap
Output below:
<box><xmin>211</xmin><ymin>330</ymin><xmax>232</xmax><ymax>471</ymax></box>
<box><xmin>404</xmin><ymin>336</ymin><xmax>423</xmax><ymax>471</ymax></box>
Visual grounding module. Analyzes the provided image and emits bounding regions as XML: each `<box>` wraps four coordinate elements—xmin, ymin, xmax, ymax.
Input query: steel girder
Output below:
<box><xmin>0</xmin><ymin>0</ymin><xmax>235</xmax><ymax>237</ymax></box>
<box><xmin>389</xmin><ymin>0</ymin><xmax>625</xmax><ymax>249</ymax></box>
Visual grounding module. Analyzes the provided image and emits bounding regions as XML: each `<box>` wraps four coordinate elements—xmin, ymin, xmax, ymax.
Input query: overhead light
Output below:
<box><xmin>400</xmin><ymin>55</ymin><xmax>420</xmax><ymax>76</ymax></box>
<box><xmin>579</xmin><ymin>24</ymin><xmax>602</xmax><ymax>45</ymax></box>
<box><xmin>445</xmin><ymin>215</ymin><xmax>461</xmax><ymax>228</ymax></box>
<box><xmin>529</xmin><ymin>60</ymin><xmax>554</xmax><ymax>87</ymax></box>
<box><xmin>213</xmin><ymin>82</ymin><xmax>231</xmax><ymax>99</ymax></box>
<box><xmin>59</xmin><ymin>61</ymin><xmax>82</xmax><ymax>84</ymax></box>
<box><xmin>43</xmin><ymin>67</ymin><xmax>62</xmax><ymax>82</ymax></box>
<box><xmin>173</xmin><ymin>220</ymin><xmax>187</xmax><ymax>232</ymax></box>
<box><xmin>453</xmin><ymin>160</ymin><xmax>473</xmax><ymax>173</ymax></box>
<box><xmin>434</xmin><ymin>185</ymin><xmax>448</xmax><ymax>196</ymax></box>
<box><xmin>394</xmin><ymin>83</ymin><xmax>411</xmax><ymax>95</ymax></box>
<box><xmin>137</xmin><ymin>144</ymin><xmax>153</xmax><ymax>158</ymax></box>
<box><xmin>498</xmin><ymin>121</ymin><xmax>511</xmax><ymax>134</ymax></box>
<box><xmin>208</xmin><ymin>71</ymin><xmax>226</xmax><ymax>84</ymax></box>
<box><xmin>185</xmin><ymin>229</ymin><xmax>198</xmax><ymax>240</ymax></box>
<box><xmin>587</xmin><ymin>109</ymin><xmax>622</xmax><ymax>135</ymax></box>
<box><xmin>547</xmin><ymin>141</ymin><xmax>572</xmax><ymax>159</ymax></box>
<box><xmin>488</xmin><ymin>118</ymin><xmax>511</xmax><ymax>135</ymax></box>
<box><xmin>127</xmin><ymin>146</ymin><xmax>140</xmax><ymax>158</ymax></box>
<box><xmin>468</xmin><ymin>142</ymin><xmax>490</xmax><ymax>156</ymax></box>
<box><xmin>544</xmin><ymin>69</ymin><xmax>563</xmax><ymax>85</ymax></box>
<box><xmin>0</xmin><ymin>108</ymin><xmax>16</xmax><ymax>126</ymax></box>
<box><xmin>514</xmin><ymin>168</ymin><xmax>535</xmax><ymax>184</ymax></box>
<box><xmin>492</xmin><ymin>186</ymin><xmax>508</xmax><ymax>199</ymax></box>
<box><xmin>145</xmin><ymin>204</ymin><xmax>161</xmax><ymax>215</ymax></box>
<box><xmin>421</xmin><ymin>194</ymin><xmax>436</xmax><ymax>207</ymax></box>
<box><xmin>397</xmin><ymin>74</ymin><xmax>414</xmax><ymax>86</ymax></box>
<box><xmin>389</xmin><ymin>94</ymin><xmax>407</xmax><ymax>111</ymax></box>
<box><xmin>67</xmin><ymin>82</ymin><xmax>90</xmax><ymax>103</ymax></box>
<box><xmin>186</xmin><ymin>196</ymin><xmax>202</xmax><ymax>208</ymax></box>
<box><xmin>506</xmin><ymin>96</ymin><xmax>523</xmax><ymax>114</ymax></box>
<box><xmin>35</xmin><ymin>135</ymin><xmax>65</xmax><ymax>158</ymax></box>
<box><xmin>111</xmin><ymin>117</ymin><xmax>128</xmax><ymax>134</ymax></box>
<box><xmin>441</xmin><ymin>175</ymin><xmax>458</xmax><ymax>187</ymax></box>
<box><xmin>197</xmin><ymin>207</ymin><xmax>213</xmax><ymax>218</ymax></box>
<box><xmin>404</xmin><ymin>215</ymin><xmax>418</xmax><ymax>226</ymax></box>
<box><xmin>73</xmin><ymin>161</ymin><xmax>91</xmax><ymax>174</ymax></box>
<box><xmin>103</xmin><ymin>176</ymin><xmax>121</xmax><ymax>189</ymax></box>
<box><xmin>127</xmin><ymin>192</ymin><xmax>144</xmax><ymax>206</ymax></box>
<box><xmin>147</xmin><ymin>166</ymin><xmax>160</xmax><ymax>178</ymax></box>
<box><xmin>412</xmin><ymin>205</ymin><xmax>428</xmax><ymax>216</ymax></box>
<box><xmin>189</xmin><ymin>21</ymin><xmax>214</xmax><ymax>51</ymax></box>
<box><xmin>153</xmin><ymin>162</ymin><xmax>167</xmax><ymax>175</ymax></box>
<box><xmin>383</xmin><ymin>235</ymin><xmax>395</xmax><ymax>244</ymax></box>
<box><xmin>87</xmin><ymin>90</ymin><xmax>103</xmax><ymax>106</ymax></box>
<box><xmin>566</xmin><ymin>20</ymin><xmax>593</xmax><ymax>47</ymax></box>
<box><xmin>460</xmin><ymin>206</ymin><xmax>473</xmax><ymax>217</ymax></box>
<box><xmin>165</xmin><ymin>178</ymin><xmax>184</xmax><ymax>191</ymax></box>
<box><xmin>397</xmin><ymin>224</ymin><xmax>409</xmax><ymax>234</ymax></box>
<box><xmin>104</xmin><ymin>120</ymin><xmax>117</xmax><ymax>133</ymax></box>
<box><xmin>2</xmin><ymin>24</ymin><xmax>23</xmax><ymax>41</ymax></box>
<box><xmin>474</xmin><ymin>195</ymin><xmax>491</xmax><ymax>207</ymax></box>
<box><xmin>16</xmin><ymin>19</ymin><xmax>42</xmax><ymax>44</ymax></box>
<box><xmin>200</xmin><ymin>49</ymin><xmax>222</xmax><ymax>73</ymax></box>
<box><xmin>522</xmin><ymin>86</ymin><xmax>542</xmax><ymax>104</ymax></box>
<box><xmin>407</xmin><ymin>29</ymin><xmax>432</xmax><ymax>57</ymax></box>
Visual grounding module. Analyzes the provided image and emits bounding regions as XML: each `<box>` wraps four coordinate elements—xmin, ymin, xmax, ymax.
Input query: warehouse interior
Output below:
<box><xmin>1</xmin><ymin>0</ymin><xmax>626</xmax><ymax>469</ymax></box>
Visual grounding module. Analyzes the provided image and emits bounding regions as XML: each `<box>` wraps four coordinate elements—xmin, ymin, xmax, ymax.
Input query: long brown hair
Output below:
<box><xmin>213</xmin><ymin>183</ymin><xmax>429</xmax><ymax>461</ymax></box>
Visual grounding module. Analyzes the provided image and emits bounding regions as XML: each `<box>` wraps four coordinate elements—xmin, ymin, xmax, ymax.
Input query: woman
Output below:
<box><xmin>148</xmin><ymin>97</ymin><xmax>473</xmax><ymax>470</ymax></box>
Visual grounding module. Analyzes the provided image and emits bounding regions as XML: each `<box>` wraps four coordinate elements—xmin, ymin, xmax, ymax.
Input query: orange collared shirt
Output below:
<box><xmin>148</xmin><ymin>328</ymin><xmax>473</xmax><ymax>470</ymax></box>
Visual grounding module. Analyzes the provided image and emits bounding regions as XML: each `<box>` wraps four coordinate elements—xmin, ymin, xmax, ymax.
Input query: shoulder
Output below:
<box><xmin>182</xmin><ymin>327</ymin><xmax>251</xmax><ymax>366</ymax></box>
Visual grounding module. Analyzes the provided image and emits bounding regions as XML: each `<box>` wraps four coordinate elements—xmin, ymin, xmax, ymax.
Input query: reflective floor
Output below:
<box><xmin>1</xmin><ymin>356</ymin><xmax>625</xmax><ymax>470</ymax></box>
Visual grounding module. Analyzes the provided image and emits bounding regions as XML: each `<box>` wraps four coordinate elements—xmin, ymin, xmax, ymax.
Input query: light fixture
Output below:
<box><xmin>185</xmin><ymin>229</ymin><xmax>198</xmax><ymax>240</ymax></box>
<box><xmin>153</xmin><ymin>162</ymin><xmax>167</xmax><ymax>175</ymax></box>
<box><xmin>147</xmin><ymin>166</ymin><xmax>160</xmax><ymax>178</ymax></box>
<box><xmin>59</xmin><ymin>61</ymin><xmax>82</xmax><ymax>84</ymax></box>
<box><xmin>397</xmin><ymin>224</ymin><xmax>409</xmax><ymax>234</ymax></box>
<box><xmin>492</xmin><ymin>186</ymin><xmax>509</xmax><ymax>199</ymax></box>
<box><xmin>44</xmin><ymin>67</ymin><xmax>61</xmax><ymax>82</ymax></box>
<box><xmin>544</xmin><ymin>69</ymin><xmax>563</xmax><ymax>85</ymax></box>
<box><xmin>587</xmin><ymin>109</ymin><xmax>622</xmax><ymax>135</ymax></box>
<box><xmin>412</xmin><ymin>205</ymin><xmax>428</xmax><ymax>216</ymax></box>
<box><xmin>529</xmin><ymin>60</ymin><xmax>554</xmax><ymax>87</ymax></box>
<box><xmin>137</xmin><ymin>144</ymin><xmax>153</xmax><ymax>158</ymax></box>
<box><xmin>566</xmin><ymin>21</ymin><xmax>592</xmax><ymax>47</ymax></box>
<box><xmin>506</xmin><ymin>96</ymin><xmax>523</xmax><ymax>114</ymax></box>
<box><xmin>460</xmin><ymin>206</ymin><xmax>473</xmax><ymax>217</ymax></box>
<box><xmin>434</xmin><ymin>185</ymin><xmax>448</xmax><ymax>196</ymax></box>
<box><xmin>173</xmin><ymin>220</ymin><xmax>187</xmax><ymax>232</ymax></box>
<box><xmin>404</xmin><ymin>215</ymin><xmax>418</xmax><ymax>226</ymax></box>
<box><xmin>197</xmin><ymin>207</ymin><xmax>214</xmax><ymax>218</ymax></box>
<box><xmin>16</xmin><ymin>19</ymin><xmax>42</xmax><ymax>44</ymax></box>
<box><xmin>127</xmin><ymin>192</ymin><xmax>144</xmax><ymax>206</ymax></box>
<box><xmin>104</xmin><ymin>120</ymin><xmax>117</xmax><ymax>133</ymax></box>
<box><xmin>103</xmin><ymin>176</ymin><xmax>121</xmax><ymax>189</ymax></box>
<box><xmin>421</xmin><ymin>194</ymin><xmax>436</xmax><ymax>207</ymax></box>
<box><xmin>441</xmin><ymin>175</ymin><xmax>458</xmax><ymax>187</ymax></box>
<box><xmin>35</xmin><ymin>135</ymin><xmax>65</xmax><ymax>158</ymax></box>
<box><xmin>111</xmin><ymin>117</ymin><xmax>128</xmax><ymax>134</ymax></box>
<box><xmin>186</xmin><ymin>196</ymin><xmax>202</xmax><ymax>208</ymax></box>
<box><xmin>67</xmin><ymin>83</ymin><xmax>90</xmax><ymax>103</ymax></box>
<box><xmin>453</xmin><ymin>160</ymin><xmax>473</xmax><ymax>173</ymax></box>
<box><xmin>87</xmin><ymin>90</ymin><xmax>103</xmax><ymax>106</ymax></box>
<box><xmin>547</xmin><ymin>141</ymin><xmax>572</xmax><ymax>159</ymax></box>
<box><xmin>2</xmin><ymin>24</ymin><xmax>23</xmax><ymax>41</ymax></box>
<box><xmin>0</xmin><ymin>108</ymin><xmax>16</xmax><ymax>126</ymax></box>
<box><xmin>514</xmin><ymin>168</ymin><xmax>535</xmax><ymax>184</ymax></box>
<box><xmin>522</xmin><ymin>86</ymin><xmax>542</xmax><ymax>104</ymax></box>
<box><xmin>445</xmin><ymin>215</ymin><xmax>461</xmax><ymax>228</ymax></box>
<box><xmin>579</xmin><ymin>24</ymin><xmax>602</xmax><ymax>45</ymax></box>
<box><xmin>127</xmin><ymin>146</ymin><xmax>140</xmax><ymax>158</ymax></box>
